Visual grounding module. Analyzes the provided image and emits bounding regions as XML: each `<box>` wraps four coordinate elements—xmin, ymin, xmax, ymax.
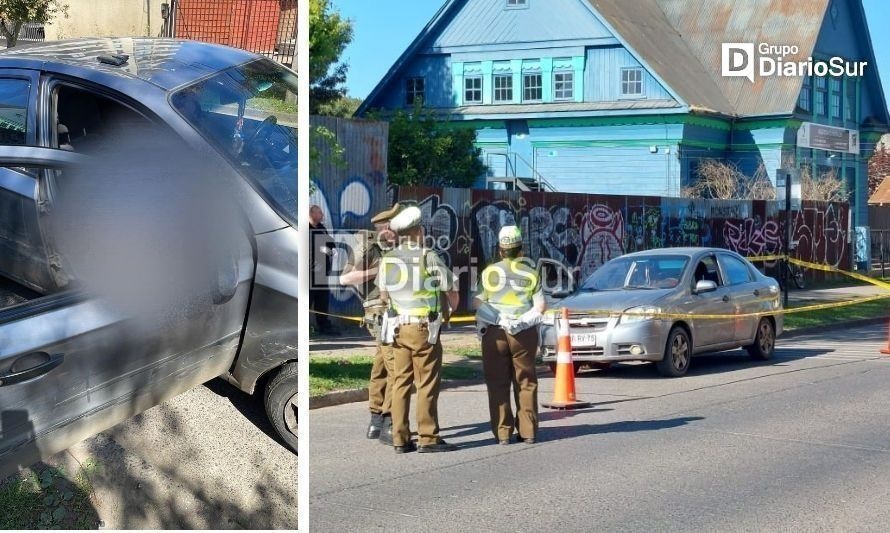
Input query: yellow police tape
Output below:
<box><xmin>309</xmin><ymin>255</ymin><xmax>890</xmax><ymax>323</ymax></box>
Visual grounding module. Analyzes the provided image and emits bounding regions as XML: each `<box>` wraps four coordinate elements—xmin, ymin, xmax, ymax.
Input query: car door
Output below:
<box><xmin>688</xmin><ymin>254</ymin><xmax>735</xmax><ymax>348</ymax></box>
<box><xmin>0</xmin><ymin>97</ymin><xmax>255</xmax><ymax>479</ymax></box>
<box><xmin>717</xmin><ymin>253</ymin><xmax>761</xmax><ymax>343</ymax></box>
<box><xmin>0</xmin><ymin>70</ymin><xmax>60</xmax><ymax>294</ymax></box>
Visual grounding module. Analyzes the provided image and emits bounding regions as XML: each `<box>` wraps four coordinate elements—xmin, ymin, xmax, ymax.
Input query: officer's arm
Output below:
<box><xmin>340</xmin><ymin>266</ymin><xmax>378</xmax><ymax>286</ymax></box>
<box><xmin>446</xmin><ymin>289</ymin><xmax>459</xmax><ymax>312</ymax></box>
<box><xmin>533</xmin><ymin>290</ymin><xmax>546</xmax><ymax>313</ymax></box>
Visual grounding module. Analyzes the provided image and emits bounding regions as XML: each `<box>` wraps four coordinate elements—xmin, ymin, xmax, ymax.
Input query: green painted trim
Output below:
<box><xmin>530</xmin><ymin>139</ymin><xmax>682</xmax><ymax>148</ymax></box>
<box><xmin>439</xmin><ymin>119</ymin><xmax>506</xmax><ymax>131</ymax></box>
<box><xmin>528</xmin><ymin>115</ymin><xmax>685</xmax><ymax>128</ymax></box>
<box><xmin>683</xmin><ymin>115</ymin><xmax>732</xmax><ymax>131</ymax></box>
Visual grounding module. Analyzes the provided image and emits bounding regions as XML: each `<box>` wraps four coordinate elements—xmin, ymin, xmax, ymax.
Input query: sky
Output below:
<box><xmin>335</xmin><ymin>0</ymin><xmax>890</xmax><ymax>104</ymax></box>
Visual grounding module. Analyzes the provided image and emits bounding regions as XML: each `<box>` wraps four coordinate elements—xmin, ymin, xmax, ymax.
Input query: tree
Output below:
<box><xmin>309</xmin><ymin>0</ymin><xmax>352</xmax><ymax>114</ymax></box>
<box><xmin>0</xmin><ymin>0</ymin><xmax>67</xmax><ymax>48</ymax></box>
<box><xmin>683</xmin><ymin>160</ymin><xmax>775</xmax><ymax>200</ymax></box>
<box><xmin>315</xmin><ymin>96</ymin><xmax>362</xmax><ymax>118</ymax></box>
<box><xmin>385</xmin><ymin>106</ymin><xmax>487</xmax><ymax>188</ymax></box>
<box><xmin>868</xmin><ymin>141</ymin><xmax>890</xmax><ymax>197</ymax></box>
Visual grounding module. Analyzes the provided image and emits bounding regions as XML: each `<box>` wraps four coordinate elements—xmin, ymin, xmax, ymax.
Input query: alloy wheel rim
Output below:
<box><xmin>672</xmin><ymin>335</ymin><xmax>689</xmax><ymax>369</ymax></box>
<box><xmin>759</xmin><ymin>322</ymin><xmax>774</xmax><ymax>354</ymax></box>
<box><xmin>284</xmin><ymin>392</ymin><xmax>298</xmax><ymax>438</ymax></box>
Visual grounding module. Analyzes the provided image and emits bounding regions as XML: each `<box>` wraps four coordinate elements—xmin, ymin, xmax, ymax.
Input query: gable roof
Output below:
<box><xmin>359</xmin><ymin>0</ymin><xmax>886</xmax><ymax>124</ymax></box>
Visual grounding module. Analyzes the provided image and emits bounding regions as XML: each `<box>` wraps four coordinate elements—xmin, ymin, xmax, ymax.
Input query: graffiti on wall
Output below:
<box><xmin>394</xmin><ymin>187</ymin><xmax>852</xmax><ymax>311</ymax></box>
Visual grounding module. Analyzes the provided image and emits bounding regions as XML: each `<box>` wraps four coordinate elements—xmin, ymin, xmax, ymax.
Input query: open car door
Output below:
<box><xmin>0</xmin><ymin>147</ymin><xmax>255</xmax><ymax>479</ymax></box>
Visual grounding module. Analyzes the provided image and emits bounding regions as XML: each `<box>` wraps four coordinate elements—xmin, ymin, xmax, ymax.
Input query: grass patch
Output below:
<box><xmin>785</xmin><ymin>298</ymin><xmax>890</xmax><ymax>331</ymax></box>
<box><xmin>247</xmin><ymin>97</ymin><xmax>297</xmax><ymax>116</ymax></box>
<box><xmin>310</xmin><ymin>355</ymin><xmax>481</xmax><ymax>397</ymax></box>
<box><xmin>0</xmin><ymin>459</ymin><xmax>101</xmax><ymax>529</ymax></box>
<box><xmin>452</xmin><ymin>347</ymin><xmax>482</xmax><ymax>359</ymax></box>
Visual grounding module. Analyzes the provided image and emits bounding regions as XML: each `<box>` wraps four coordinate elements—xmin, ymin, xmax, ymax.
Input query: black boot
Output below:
<box><xmin>377</xmin><ymin>415</ymin><xmax>393</xmax><ymax>445</ymax></box>
<box><xmin>367</xmin><ymin>413</ymin><xmax>384</xmax><ymax>439</ymax></box>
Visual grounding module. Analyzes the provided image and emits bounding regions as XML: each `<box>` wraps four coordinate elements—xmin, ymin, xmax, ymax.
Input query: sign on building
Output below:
<box><xmin>797</xmin><ymin>122</ymin><xmax>859</xmax><ymax>154</ymax></box>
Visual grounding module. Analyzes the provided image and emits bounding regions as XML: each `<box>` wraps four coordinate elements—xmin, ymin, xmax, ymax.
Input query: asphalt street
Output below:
<box><xmin>310</xmin><ymin>322</ymin><xmax>890</xmax><ymax>532</ymax></box>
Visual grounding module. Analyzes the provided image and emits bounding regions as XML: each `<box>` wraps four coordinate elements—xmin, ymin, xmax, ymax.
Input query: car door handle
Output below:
<box><xmin>753</xmin><ymin>289</ymin><xmax>761</xmax><ymax>297</ymax></box>
<box><xmin>722</xmin><ymin>295</ymin><xmax>730</xmax><ymax>303</ymax></box>
<box><xmin>0</xmin><ymin>353</ymin><xmax>64</xmax><ymax>386</ymax></box>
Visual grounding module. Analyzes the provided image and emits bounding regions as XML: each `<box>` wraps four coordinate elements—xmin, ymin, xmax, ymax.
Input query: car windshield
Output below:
<box><xmin>171</xmin><ymin>59</ymin><xmax>297</xmax><ymax>225</ymax></box>
<box><xmin>580</xmin><ymin>255</ymin><xmax>689</xmax><ymax>291</ymax></box>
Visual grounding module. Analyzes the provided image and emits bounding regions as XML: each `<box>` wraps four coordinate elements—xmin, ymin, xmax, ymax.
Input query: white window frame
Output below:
<box><xmin>464</xmin><ymin>75</ymin><xmax>482</xmax><ymax>104</ymax></box>
<box><xmin>553</xmin><ymin>70</ymin><xmax>574</xmax><ymax>101</ymax></box>
<box><xmin>493</xmin><ymin>74</ymin><xmax>513</xmax><ymax>103</ymax></box>
<box><xmin>620</xmin><ymin>67</ymin><xmax>644</xmax><ymax>98</ymax></box>
<box><xmin>523</xmin><ymin>72</ymin><xmax>542</xmax><ymax>102</ymax></box>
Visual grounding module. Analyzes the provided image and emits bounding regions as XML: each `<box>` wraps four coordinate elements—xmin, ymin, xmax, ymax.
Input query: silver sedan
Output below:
<box><xmin>539</xmin><ymin>247</ymin><xmax>783</xmax><ymax>377</ymax></box>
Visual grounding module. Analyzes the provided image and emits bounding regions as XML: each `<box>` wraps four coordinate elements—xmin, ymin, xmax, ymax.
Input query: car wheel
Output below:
<box><xmin>746</xmin><ymin>318</ymin><xmax>775</xmax><ymax>361</ymax></box>
<box><xmin>547</xmin><ymin>361</ymin><xmax>584</xmax><ymax>375</ymax></box>
<box><xmin>657</xmin><ymin>327</ymin><xmax>691</xmax><ymax>377</ymax></box>
<box><xmin>264</xmin><ymin>362</ymin><xmax>298</xmax><ymax>453</ymax></box>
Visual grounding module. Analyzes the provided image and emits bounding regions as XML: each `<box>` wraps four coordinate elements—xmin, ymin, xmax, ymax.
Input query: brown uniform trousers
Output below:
<box><xmin>481</xmin><ymin>325</ymin><xmax>539</xmax><ymax>441</ymax></box>
<box><xmin>366</xmin><ymin>307</ymin><xmax>393</xmax><ymax>416</ymax></box>
<box><xmin>389</xmin><ymin>322</ymin><xmax>443</xmax><ymax>446</ymax></box>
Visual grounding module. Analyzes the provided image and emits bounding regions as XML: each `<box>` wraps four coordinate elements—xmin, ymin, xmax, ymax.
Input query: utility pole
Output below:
<box><xmin>783</xmin><ymin>170</ymin><xmax>791</xmax><ymax>308</ymax></box>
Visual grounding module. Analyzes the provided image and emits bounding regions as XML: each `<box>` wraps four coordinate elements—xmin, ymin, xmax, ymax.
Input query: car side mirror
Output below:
<box><xmin>693</xmin><ymin>280</ymin><xmax>717</xmax><ymax>294</ymax></box>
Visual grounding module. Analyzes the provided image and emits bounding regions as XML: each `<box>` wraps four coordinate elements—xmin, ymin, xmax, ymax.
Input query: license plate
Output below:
<box><xmin>570</xmin><ymin>333</ymin><xmax>597</xmax><ymax>346</ymax></box>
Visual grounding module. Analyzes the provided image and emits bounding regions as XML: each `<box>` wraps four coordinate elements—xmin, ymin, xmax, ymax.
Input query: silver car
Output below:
<box><xmin>540</xmin><ymin>248</ymin><xmax>783</xmax><ymax>377</ymax></box>
<box><xmin>0</xmin><ymin>38</ymin><xmax>298</xmax><ymax>479</ymax></box>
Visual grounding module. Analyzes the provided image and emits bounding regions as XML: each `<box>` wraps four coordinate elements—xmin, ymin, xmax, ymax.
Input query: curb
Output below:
<box><xmin>309</xmin><ymin>376</ymin><xmax>488</xmax><ymax>410</ymax></box>
<box><xmin>308</xmin><ymin>317</ymin><xmax>889</xmax><ymax>410</ymax></box>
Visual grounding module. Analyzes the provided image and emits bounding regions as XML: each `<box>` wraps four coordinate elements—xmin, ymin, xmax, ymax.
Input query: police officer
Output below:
<box><xmin>475</xmin><ymin>225</ymin><xmax>546</xmax><ymax>445</ymax></box>
<box><xmin>377</xmin><ymin>206</ymin><xmax>459</xmax><ymax>454</ymax></box>
<box><xmin>340</xmin><ymin>204</ymin><xmax>401</xmax><ymax>443</ymax></box>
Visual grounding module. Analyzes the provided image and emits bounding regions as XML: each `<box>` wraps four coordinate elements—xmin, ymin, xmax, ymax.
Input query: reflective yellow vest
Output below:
<box><xmin>478</xmin><ymin>258</ymin><xmax>540</xmax><ymax>318</ymax></box>
<box><xmin>378</xmin><ymin>244</ymin><xmax>443</xmax><ymax>317</ymax></box>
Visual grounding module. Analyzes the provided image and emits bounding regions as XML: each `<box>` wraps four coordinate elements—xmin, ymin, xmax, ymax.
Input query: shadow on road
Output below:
<box><xmin>540</xmin><ymin>416</ymin><xmax>705</xmax><ymax>441</ymax></box>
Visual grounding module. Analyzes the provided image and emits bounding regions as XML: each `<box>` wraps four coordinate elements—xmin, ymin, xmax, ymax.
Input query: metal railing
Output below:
<box><xmin>485</xmin><ymin>151</ymin><xmax>557</xmax><ymax>192</ymax></box>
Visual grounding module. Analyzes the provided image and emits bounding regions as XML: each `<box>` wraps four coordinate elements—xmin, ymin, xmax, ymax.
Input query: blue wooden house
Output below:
<box><xmin>357</xmin><ymin>0</ymin><xmax>889</xmax><ymax>238</ymax></box>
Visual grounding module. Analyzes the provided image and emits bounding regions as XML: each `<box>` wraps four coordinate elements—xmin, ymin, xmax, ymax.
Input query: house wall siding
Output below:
<box><xmin>585</xmin><ymin>47</ymin><xmax>673</xmax><ymax>102</ymax></box>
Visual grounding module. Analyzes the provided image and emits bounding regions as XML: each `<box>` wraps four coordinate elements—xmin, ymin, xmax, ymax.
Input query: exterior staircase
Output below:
<box><xmin>485</xmin><ymin>152</ymin><xmax>557</xmax><ymax>192</ymax></box>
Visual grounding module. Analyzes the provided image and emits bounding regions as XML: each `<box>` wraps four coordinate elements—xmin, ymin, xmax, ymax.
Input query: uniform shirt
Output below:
<box><xmin>476</xmin><ymin>257</ymin><xmax>544</xmax><ymax>319</ymax></box>
<box><xmin>341</xmin><ymin>230</ymin><xmax>383</xmax><ymax>303</ymax></box>
<box><xmin>377</xmin><ymin>243</ymin><xmax>456</xmax><ymax>317</ymax></box>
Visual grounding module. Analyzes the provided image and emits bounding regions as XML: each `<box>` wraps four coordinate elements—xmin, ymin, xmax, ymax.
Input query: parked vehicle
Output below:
<box><xmin>539</xmin><ymin>248</ymin><xmax>783</xmax><ymax>377</ymax></box>
<box><xmin>0</xmin><ymin>38</ymin><xmax>297</xmax><ymax>479</ymax></box>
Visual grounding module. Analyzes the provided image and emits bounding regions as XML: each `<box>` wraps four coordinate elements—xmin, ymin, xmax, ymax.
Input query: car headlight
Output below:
<box><xmin>621</xmin><ymin>306</ymin><xmax>662</xmax><ymax>324</ymax></box>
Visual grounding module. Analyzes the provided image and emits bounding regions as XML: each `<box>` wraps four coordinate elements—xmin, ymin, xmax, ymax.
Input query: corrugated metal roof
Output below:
<box><xmin>588</xmin><ymin>0</ymin><xmax>735</xmax><ymax>115</ymax></box>
<box><xmin>869</xmin><ymin>177</ymin><xmax>890</xmax><ymax>205</ymax></box>
<box><xmin>656</xmin><ymin>0</ymin><xmax>828</xmax><ymax>117</ymax></box>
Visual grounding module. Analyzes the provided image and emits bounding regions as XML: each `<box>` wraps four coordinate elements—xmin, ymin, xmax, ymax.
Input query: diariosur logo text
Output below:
<box><xmin>721</xmin><ymin>43</ymin><xmax>867</xmax><ymax>83</ymax></box>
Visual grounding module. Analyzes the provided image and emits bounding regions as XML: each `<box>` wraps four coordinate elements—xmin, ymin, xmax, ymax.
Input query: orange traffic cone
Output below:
<box><xmin>542</xmin><ymin>307</ymin><xmax>592</xmax><ymax>410</ymax></box>
<box><xmin>881</xmin><ymin>319</ymin><xmax>890</xmax><ymax>355</ymax></box>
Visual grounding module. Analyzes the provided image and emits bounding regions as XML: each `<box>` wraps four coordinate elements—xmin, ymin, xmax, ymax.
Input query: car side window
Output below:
<box><xmin>720</xmin><ymin>254</ymin><xmax>754</xmax><ymax>285</ymax></box>
<box><xmin>53</xmin><ymin>84</ymin><xmax>153</xmax><ymax>154</ymax></box>
<box><xmin>692</xmin><ymin>255</ymin><xmax>723</xmax><ymax>287</ymax></box>
<box><xmin>0</xmin><ymin>78</ymin><xmax>30</xmax><ymax>146</ymax></box>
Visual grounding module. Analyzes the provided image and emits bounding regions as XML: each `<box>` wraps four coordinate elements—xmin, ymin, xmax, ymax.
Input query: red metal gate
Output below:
<box><xmin>169</xmin><ymin>0</ymin><xmax>296</xmax><ymax>67</ymax></box>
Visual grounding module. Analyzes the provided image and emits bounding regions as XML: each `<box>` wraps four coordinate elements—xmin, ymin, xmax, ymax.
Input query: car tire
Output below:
<box><xmin>264</xmin><ymin>362</ymin><xmax>299</xmax><ymax>453</ymax></box>
<box><xmin>657</xmin><ymin>326</ymin><xmax>692</xmax><ymax>377</ymax></box>
<box><xmin>746</xmin><ymin>318</ymin><xmax>775</xmax><ymax>361</ymax></box>
<box><xmin>546</xmin><ymin>361</ymin><xmax>585</xmax><ymax>376</ymax></box>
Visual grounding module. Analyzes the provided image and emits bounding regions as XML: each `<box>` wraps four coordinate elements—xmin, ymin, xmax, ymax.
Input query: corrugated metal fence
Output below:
<box><xmin>170</xmin><ymin>0</ymin><xmax>296</xmax><ymax>67</ymax></box>
<box><xmin>392</xmin><ymin>187</ymin><xmax>852</xmax><ymax>313</ymax></box>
